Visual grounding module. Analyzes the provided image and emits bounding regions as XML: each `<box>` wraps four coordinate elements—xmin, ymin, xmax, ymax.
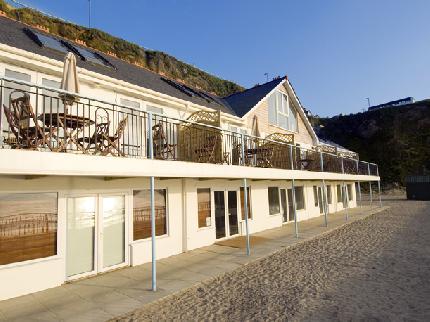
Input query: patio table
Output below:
<box><xmin>38</xmin><ymin>113</ymin><xmax>94</xmax><ymax>152</ymax></box>
<box><xmin>245</xmin><ymin>147</ymin><xmax>273</xmax><ymax>168</ymax></box>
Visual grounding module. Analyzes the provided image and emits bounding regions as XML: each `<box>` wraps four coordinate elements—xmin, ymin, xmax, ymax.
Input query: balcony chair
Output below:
<box><xmin>2</xmin><ymin>91</ymin><xmax>51</xmax><ymax>150</ymax></box>
<box><xmin>77</xmin><ymin>107</ymin><xmax>110</xmax><ymax>154</ymax></box>
<box><xmin>152</xmin><ymin>121</ymin><xmax>177</xmax><ymax>160</ymax></box>
<box><xmin>100</xmin><ymin>116</ymin><xmax>128</xmax><ymax>157</ymax></box>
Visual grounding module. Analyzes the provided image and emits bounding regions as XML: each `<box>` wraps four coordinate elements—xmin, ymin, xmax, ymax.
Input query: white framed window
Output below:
<box><xmin>0</xmin><ymin>192</ymin><xmax>58</xmax><ymax>266</ymax></box>
<box><xmin>41</xmin><ymin>78</ymin><xmax>62</xmax><ymax>113</ymax></box>
<box><xmin>268</xmin><ymin>187</ymin><xmax>280</xmax><ymax>215</ymax></box>
<box><xmin>347</xmin><ymin>184</ymin><xmax>353</xmax><ymax>201</ymax></box>
<box><xmin>147</xmin><ymin>105</ymin><xmax>163</xmax><ymax>115</ymax></box>
<box><xmin>133</xmin><ymin>189</ymin><xmax>168</xmax><ymax>240</ymax></box>
<box><xmin>295</xmin><ymin>186</ymin><xmax>305</xmax><ymax>210</ymax></box>
<box><xmin>268</xmin><ymin>90</ymin><xmax>298</xmax><ymax>132</ymax></box>
<box><xmin>120</xmin><ymin>98</ymin><xmax>140</xmax><ymax>110</ymax></box>
<box><xmin>197</xmin><ymin>188</ymin><xmax>212</xmax><ymax>228</ymax></box>
<box><xmin>326</xmin><ymin>185</ymin><xmax>332</xmax><ymax>204</ymax></box>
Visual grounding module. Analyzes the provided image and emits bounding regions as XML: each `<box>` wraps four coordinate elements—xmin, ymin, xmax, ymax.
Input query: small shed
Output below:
<box><xmin>405</xmin><ymin>175</ymin><xmax>430</xmax><ymax>200</ymax></box>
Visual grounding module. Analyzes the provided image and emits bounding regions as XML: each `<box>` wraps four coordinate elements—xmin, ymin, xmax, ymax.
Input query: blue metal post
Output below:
<box><xmin>289</xmin><ymin>145</ymin><xmax>298</xmax><ymax>238</ymax></box>
<box><xmin>320</xmin><ymin>151</ymin><xmax>328</xmax><ymax>227</ymax></box>
<box><xmin>368</xmin><ymin>163</ymin><xmax>373</xmax><ymax>206</ymax></box>
<box><xmin>240</xmin><ymin>134</ymin><xmax>251</xmax><ymax>256</ymax></box>
<box><xmin>147</xmin><ymin>112</ymin><xmax>156</xmax><ymax>291</ymax></box>
<box><xmin>376</xmin><ymin>165</ymin><xmax>382</xmax><ymax>207</ymax></box>
<box><xmin>341</xmin><ymin>158</ymin><xmax>349</xmax><ymax>221</ymax></box>
<box><xmin>356</xmin><ymin>160</ymin><xmax>362</xmax><ymax>208</ymax></box>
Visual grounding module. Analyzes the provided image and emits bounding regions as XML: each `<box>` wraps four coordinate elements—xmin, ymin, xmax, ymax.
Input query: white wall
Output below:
<box><xmin>0</xmin><ymin>175</ymin><xmax>183</xmax><ymax>300</ymax></box>
<box><xmin>0</xmin><ymin>175</ymin><xmax>359</xmax><ymax>300</ymax></box>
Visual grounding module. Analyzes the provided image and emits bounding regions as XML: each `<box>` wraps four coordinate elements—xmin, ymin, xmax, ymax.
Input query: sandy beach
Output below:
<box><xmin>114</xmin><ymin>198</ymin><xmax>430</xmax><ymax>321</ymax></box>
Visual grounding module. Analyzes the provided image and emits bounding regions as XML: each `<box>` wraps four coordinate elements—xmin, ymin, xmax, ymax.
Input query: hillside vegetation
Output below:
<box><xmin>0</xmin><ymin>0</ymin><xmax>244</xmax><ymax>97</ymax></box>
<box><xmin>315</xmin><ymin>101</ymin><xmax>430</xmax><ymax>186</ymax></box>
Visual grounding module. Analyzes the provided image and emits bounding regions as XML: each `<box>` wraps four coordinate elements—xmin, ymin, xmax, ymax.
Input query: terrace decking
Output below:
<box><xmin>0</xmin><ymin>77</ymin><xmax>379</xmax><ymax>177</ymax></box>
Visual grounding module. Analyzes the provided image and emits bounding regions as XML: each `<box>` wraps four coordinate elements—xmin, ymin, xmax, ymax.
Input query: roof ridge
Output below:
<box><xmin>223</xmin><ymin>76</ymin><xmax>286</xmax><ymax>99</ymax></box>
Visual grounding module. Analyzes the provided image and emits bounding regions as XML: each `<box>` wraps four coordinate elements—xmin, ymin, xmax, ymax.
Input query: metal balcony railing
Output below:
<box><xmin>0</xmin><ymin>77</ymin><xmax>379</xmax><ymax>177</ymax></box>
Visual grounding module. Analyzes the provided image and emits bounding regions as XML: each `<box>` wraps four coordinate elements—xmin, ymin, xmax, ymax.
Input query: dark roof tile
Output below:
<box><xmin>222</xmin><ymin>77</ymin><xmax>286</xmax><ymax>117</ymax></box>
<box><xmin>0</xmin><ymin>16</ymin><xmax>237</xmax><ymax>115</ymax></box>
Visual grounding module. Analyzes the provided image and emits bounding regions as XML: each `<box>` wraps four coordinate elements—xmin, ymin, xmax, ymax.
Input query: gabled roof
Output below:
<box><xmin>0</xmin><ymin>16</ymin><xmax>237</xmax><ymax>115</ymax></box>
<box><xmin>222</xmin><ymin>77</ymin><xmax>286</xmax><ymax>117</ymax></box>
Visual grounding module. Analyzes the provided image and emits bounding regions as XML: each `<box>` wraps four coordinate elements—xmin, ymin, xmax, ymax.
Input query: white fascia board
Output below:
<box><xmin>0</xmin><ymin>150</ymin><xmax>380</xmax><ymax>182</ymax></box>
<box><xmin>283</xmin><ymin>78</ymin><xmax>319</xmax><ymax>145</ymax></box>
<box><xmin>0</xmin><ymin>44</ymin><xmax>242</xmax><ymax>123</ymax></box>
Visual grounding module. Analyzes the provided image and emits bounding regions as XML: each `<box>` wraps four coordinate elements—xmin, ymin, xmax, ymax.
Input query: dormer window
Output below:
<box><xmin>268</xmin><ymin>91</ymin><xmax>298</xmax><ymax>132</ymax></box>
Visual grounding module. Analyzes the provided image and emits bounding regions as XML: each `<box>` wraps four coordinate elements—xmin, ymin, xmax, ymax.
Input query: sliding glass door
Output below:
<box><xmin>101</xmin><ymin>195</ymin><xmax>126</xmax><ymax>269</ymax></box>
<box><xmin>215</xmin><ymin>190</ymin><xmax>239</xmax><ymax>239</ymax></box>
<box><xmin>66</xmin><ymin>196</ymin><xmax>96</xmax><ymax>277</ymax></box>
<box><xmin>67</xmin><ymin>194</ymin><xmax>127</xmax><ymax>279</ymax></box>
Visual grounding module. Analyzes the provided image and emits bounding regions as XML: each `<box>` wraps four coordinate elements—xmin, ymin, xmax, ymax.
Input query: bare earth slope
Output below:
<box><xmin>115</xmin><ymin>199</ymin><xmax>430</xmax><ymax>321</ymax></box>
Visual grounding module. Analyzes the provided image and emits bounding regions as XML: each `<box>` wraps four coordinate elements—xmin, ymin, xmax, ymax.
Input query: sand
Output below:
<box><xmin>114</xmin><ymin>198</ymin><xmax>430</xmax><ymax>321</ymax></box>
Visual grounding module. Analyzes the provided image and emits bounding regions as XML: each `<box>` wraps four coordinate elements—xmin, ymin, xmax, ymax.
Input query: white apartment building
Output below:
<box><xmin>0</xmin><ymin>16</ymin><xmax>380</xmax><ymax>300</ymax></box>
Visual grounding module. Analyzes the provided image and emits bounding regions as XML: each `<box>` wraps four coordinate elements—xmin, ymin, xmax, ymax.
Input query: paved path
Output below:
<box><xmin>0</xmin><ymin>203</ymin><xmax>384</xmax><ymax>321</ymax></box>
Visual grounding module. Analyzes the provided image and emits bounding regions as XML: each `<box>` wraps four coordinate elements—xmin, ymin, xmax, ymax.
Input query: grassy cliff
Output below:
<box><xmin>0</xmin><ymin>0</ymin><xmax>244</xmax><ymax>97</ymax></box>
<box><xmin>315</xmin><ymin>101</ymin><xmax>430</xmax><ymax>186</ymax></box>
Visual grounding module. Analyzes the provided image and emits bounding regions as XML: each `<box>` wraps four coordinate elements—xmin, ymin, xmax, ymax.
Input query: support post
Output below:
<box><xmin>376</xmin><ymin>165</ymin><xmax>382</xmax><ymax>207</ymax></box>
<box><xmin>240</xmin><ymin>134</ymin><xmax>251</xmax><ymax>256</ymax></box>
<box><xmin>320</xmin><ymin>152</ymin><xmax>328</xmax><ymax>227</ymax></box>
<box><xmin>341</xmin><ymin>158</ymin><xmax>349</xmax><ymax>221</ymax></box>
<box><xmin>356</xmin><ymin>160</ymin><xmax>362</xmax><ymax>207</ymax></box>
<box><xmin>289</xmin><ymin>145</ymin><xmax>299</xmax><ymax>238</ymax></box>
<box><xmin>242</xmin><ymin>179</ymin><xmax>251</xmax><ymax>256</ymax></box>
<box><xmin>368</xmin><ymin>163</ymin><xmax>373</xmax><ymax>206</ymax></box>
<box><xmin>147</xmin><ymin>112</ymin><xmax>156</xmax><ymax>292</ymax></box>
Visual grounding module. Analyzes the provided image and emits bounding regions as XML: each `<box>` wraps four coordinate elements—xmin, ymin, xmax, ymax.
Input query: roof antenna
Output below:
<box><xmin>264</xmin><ymin>73</ymin><xmax>269</xmax><ymax>82</ymax></box>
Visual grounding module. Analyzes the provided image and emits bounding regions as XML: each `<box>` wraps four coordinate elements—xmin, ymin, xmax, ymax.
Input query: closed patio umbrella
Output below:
<box><xmin>60</xmin><ymin>52</ymin><xmax>80</xmax><ymax>109</ymax></box>
<box><xmin>251</xmin><ymin>115</ymin><xmax>260</xmax><ymax>138</ymax></box>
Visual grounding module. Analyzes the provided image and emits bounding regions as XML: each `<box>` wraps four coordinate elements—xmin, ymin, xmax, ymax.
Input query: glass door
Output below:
<box><xmin>214</xmin><ymin>191</ymin><xmax>226</xmax><ymax>239</ymax></box>
<box><xmin>227</xmin><ymin>191</ymin><xmax>239</xmax><ymax>236</ymax></box>
<box><xmin>101</xmin><ymin>195</ymin><xmax>126</xmax><ymax>270</ymax></box>
<box><xmin>280</xmin><ymin>189</ymin><xmax>288</xmax><ymax>222</ymax></box>
<box><xmin>67</xmin><ymin>196</ymin><xmax>97</xmax><ymax>278</ymax></box>
<box><xmin>287</xmin><ymin>189</ymin><xmax>295</xmax><ymax>222</ymax></box>
<box><xmin>318</xmin><ymin>187</ymin><xmax>324</xmax><ymax>214</ymax></box>
<box><xmin>67</xmin><ymin>194</ymin><xmax>127</xmax><ymax>279</ymax></box>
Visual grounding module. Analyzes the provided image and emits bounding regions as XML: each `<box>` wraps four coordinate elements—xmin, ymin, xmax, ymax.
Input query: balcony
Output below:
<box><xmin>0</xmin><ymin>77</ymin><xmax>379</xmax><ymax>177</ymax></box>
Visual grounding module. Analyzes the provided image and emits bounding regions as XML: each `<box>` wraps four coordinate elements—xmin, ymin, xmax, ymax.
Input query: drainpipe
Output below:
<box><xmin>320</xmin><ymin>151</ymin><xmax>328</xmax><ymax>227</ymax></box>
<box><xmin>368</xmin><ymin>162</ymin><xmax>373</xmax><ymax>206</ymax></box>
<box><xmin>148</xmin><ymin>112</ymin><xmax>156</xmax><ymax>291</ymax></box>
<box><xmin>289</xmin><ymin>145</ymin><xmax>299</xmax><ymax>238</ymax></box>
<box><xmin>241</xmin><ymin>134</ymin><xmax>251</xmax><ymax>256</ymax></box>
<box><xmin>341</xmin><ymin>158</ymin><xmax>349</xmax><ymax>221</ymax></box>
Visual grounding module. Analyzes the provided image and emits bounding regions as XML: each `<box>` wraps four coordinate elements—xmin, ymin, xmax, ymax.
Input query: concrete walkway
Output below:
<box><xmin>0</xmin><ymin>204</ymin><xmax>387</xmax><ymax>322</ymax></box>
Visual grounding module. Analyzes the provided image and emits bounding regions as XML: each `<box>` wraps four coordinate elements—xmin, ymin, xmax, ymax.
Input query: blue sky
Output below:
<box><xmin>12</xmin><ymin>0</ymin><xmax>430</xmax><ymax>116</ymax></box>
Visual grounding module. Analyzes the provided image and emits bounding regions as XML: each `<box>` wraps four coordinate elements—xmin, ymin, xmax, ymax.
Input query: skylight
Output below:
<box><xmin>25</xmin><ymin>28</ymin><xmax>114</xmax><ymax>69</ymax></box>
<box><xmin>25</xmin><ymin>28</ymin><xmax>69</xmax><ymax>54</ymax></box>
<box><xmin>71</xmin><ymin>45</ymin><xmax>113</xmax><ymax>68</ymax></box>
<box><xmin>161</xmin><ymin>77</ymin><xmax>214</xmax><ymax>103</ymax></box>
